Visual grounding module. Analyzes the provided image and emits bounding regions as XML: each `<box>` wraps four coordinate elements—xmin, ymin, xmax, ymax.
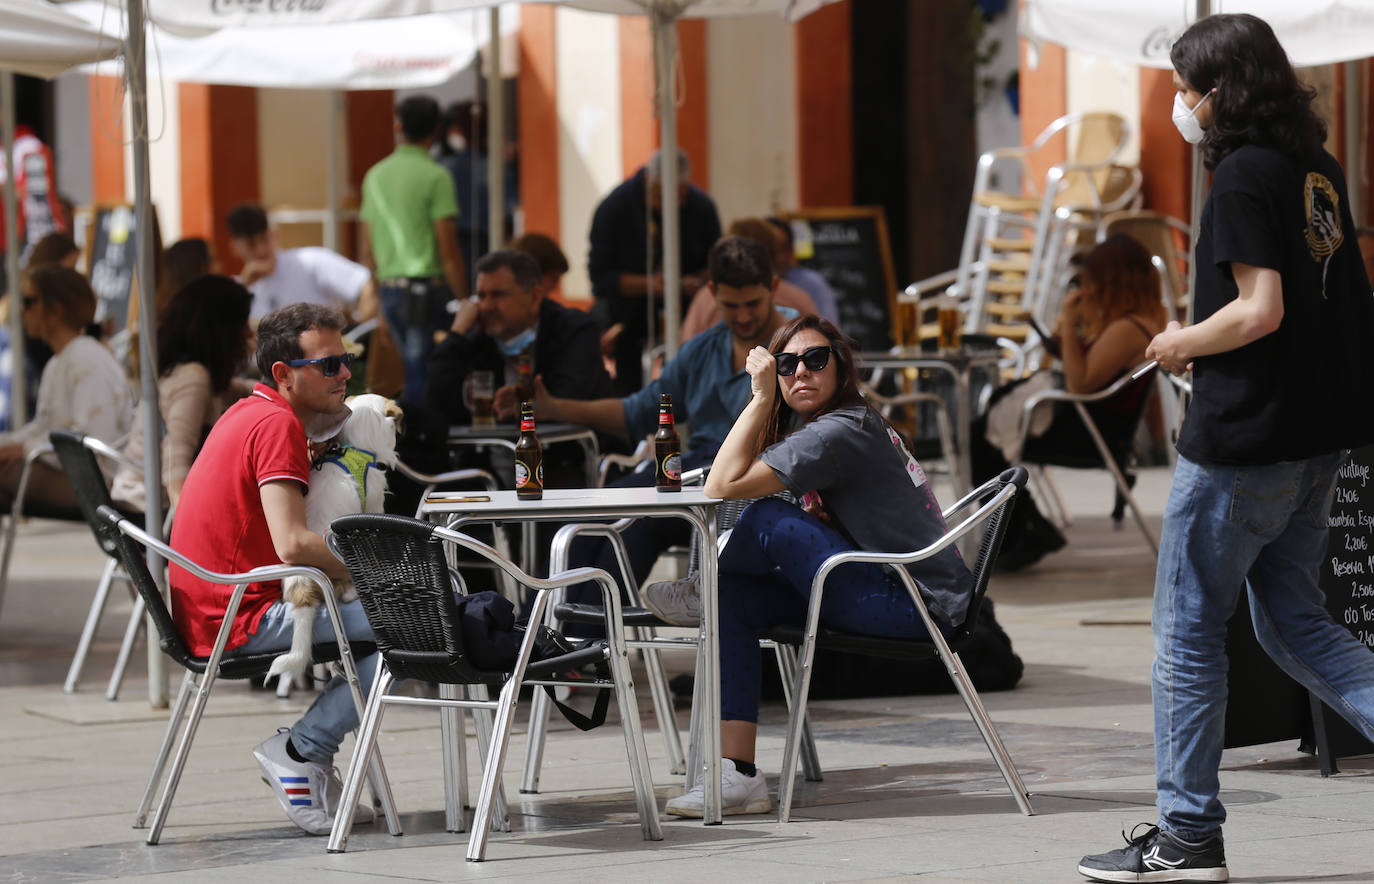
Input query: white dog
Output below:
<box><xmin>268</xmin><ymin>394</ymin><xmax>403</xmax><ymax>681</ymax></box>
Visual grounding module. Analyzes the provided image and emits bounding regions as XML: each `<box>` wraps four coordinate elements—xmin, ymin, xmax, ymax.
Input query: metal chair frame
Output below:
<box><xmin>93</xmin><ymin>504</ymin><xmax>399</xmax><ymax>845</ymax></box>
<box><xmin>771</xmin><ymin>468</ymin><xmax>1034</xmax><ymax>821</ymax></box>
<box><xmin>1015</xmin><ymin>362</ymin><xmax>1161</xmax><ymax>553</ymax></box>
<box><xmin>48</xmin><ymin>430</ymin><xmax>172</xmax><ymax>699</ymax></box>
<box><xmin>324</xmin><ymin>514</ymin><xmax>660</xmax><ymax>862</ymax></box>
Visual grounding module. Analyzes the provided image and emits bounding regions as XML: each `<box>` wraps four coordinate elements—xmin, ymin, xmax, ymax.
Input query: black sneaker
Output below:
<box><xmin>1078</xmin><ymin>823</ymin><xmax>1228</xmax><ymax>882</ymax></box>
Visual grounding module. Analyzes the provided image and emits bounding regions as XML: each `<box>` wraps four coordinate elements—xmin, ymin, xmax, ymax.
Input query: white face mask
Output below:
<box><xmin>1172</xmin><ymin>90</ymin><xmax>1211</xmax><ymax>145</ymax></box>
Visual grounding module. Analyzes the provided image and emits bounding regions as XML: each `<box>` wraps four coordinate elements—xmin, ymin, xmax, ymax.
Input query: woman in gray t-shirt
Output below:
<box><xmin>660</xmin><ymin>315</ymin><xmax>973</xmax><ymax>819</ymax></box>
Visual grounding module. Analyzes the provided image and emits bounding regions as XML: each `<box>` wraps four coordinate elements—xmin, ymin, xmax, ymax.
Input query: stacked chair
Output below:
<box><xmin>905</xmin><ymin>111</ymin><xmax>1141</xmax><ymax>345</ymax></box>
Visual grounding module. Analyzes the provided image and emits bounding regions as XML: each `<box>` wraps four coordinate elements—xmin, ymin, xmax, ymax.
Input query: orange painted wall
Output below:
<box><xmin>1138</xmin><ymin>68</ymin><xmax>1191</xmax><ymax>222</ymax></box>
<box><xmin>619</xmin><ymin>18</ymin><xmax>709</xmax><ymax>190</ymax></box>
<box><xmin>88</xmin><ymin>74</ymin><xmax>126</xmax><ymax>204</ymax></box>
<box><xmin>619</xmin><ymin>17</ymin><xmax>656</xmax><ymax>180</ymax></box>
<box><xmin>795</xmin><ymin>1</ymin><xmax>853</xmax><ymax>207</ymax></box>
<box><xmin>1018</xmin><ymin>38</ymin><xmax>1067</xmax><ymax>194</ymax></box>
<box><xmin>519</xmin><ymin>6</ymin><xmax>560</xmax><ymax>242</ymax></box>
<box><xmin>178</xmin><ymin>84</ymin><xmax>259</xmax><ymax>275</ymax></box>
<box><xmin>344</xmin><ymin>90</ymin><xmax>396</xmax><ymax>261</ymax></box>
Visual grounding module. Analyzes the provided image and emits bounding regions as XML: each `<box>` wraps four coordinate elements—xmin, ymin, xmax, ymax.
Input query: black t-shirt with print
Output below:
<box><xmin>1177</xmin><ymin>145</ymin><xmax>1374</xmax><ymax>466</ymax></box>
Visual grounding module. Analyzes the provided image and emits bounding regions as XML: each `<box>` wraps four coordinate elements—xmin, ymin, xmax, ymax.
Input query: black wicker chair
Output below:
<box><xmin>92</xmin><ymin>504</ymin><xmax>392</xmax><ymax>845</ymax></box>
<box><xmin>48</xmin><ymin>429</ymin><xmax>153</xmax><ymax>698</ymax></box>
<box><xmin>762</xmin><ymin>467</ymin><xmax>1035</xmax><ymax>821</ymax></box>
<box><xmin>324</xmin><ymin>512</ymin><xmax>661</xmax><ymax>862</ymax></box>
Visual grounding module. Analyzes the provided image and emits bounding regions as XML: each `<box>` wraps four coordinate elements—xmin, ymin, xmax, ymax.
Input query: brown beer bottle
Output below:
<box><xmin>514</xmin><ymin>349</ymin><xmax>535</xmax><ymax>403</ymax></box>
<box><xmin>515</xmin><ymin>401</ymin><xmax>543</xmax><ymax>500</ymax></box>
<box><xmin>654</xmin><ymin>393</ymin><xmax>682</xmax><ymax>492</ymax></box>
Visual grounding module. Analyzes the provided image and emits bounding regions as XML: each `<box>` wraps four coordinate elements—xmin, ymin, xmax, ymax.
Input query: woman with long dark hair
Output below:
<box><xmin>972</xmin><ymin>233</ymin><xmax>1168</xmax><ymax>569</ymax></box>
<box><xmin>647</xmin><ymin>315</ymin><xmax>972</xmax><ymax>817</ymax></box>
<box><xmin>112</xmin><ymin>275</ymin><xmax>253</xmax><ymax>511</ymax></box>
<box><xmin>1078</xmin><ymin>14</ymin><xmax>1374</xmax><ymax>883</ymax></box>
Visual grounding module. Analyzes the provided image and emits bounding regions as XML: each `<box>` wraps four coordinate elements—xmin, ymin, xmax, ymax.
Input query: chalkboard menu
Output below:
<box><xmin>83</xmin><ymin>204</ymin><xmax>140</xmax><ymax>332</ymax></box>
<box><xmin>783</xmin><ymin>207</ymin><xmax>897</xmax><ymax>351</ymax></box>
<box><xmin>1311</xmin><ymin>444</ymin><xmax>1374</xmax><ymax>767</ymax></box>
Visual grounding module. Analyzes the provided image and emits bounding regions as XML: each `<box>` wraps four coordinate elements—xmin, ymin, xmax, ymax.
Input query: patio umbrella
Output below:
<box><xmin>146</xmin><ymin>0</ymin><xmax>838</xmax><ymax>358</ymax></box>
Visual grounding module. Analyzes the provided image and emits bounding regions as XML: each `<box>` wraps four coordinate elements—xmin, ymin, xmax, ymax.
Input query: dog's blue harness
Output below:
<box><xmin>317</xmin><ymin>445</ymin><xmax>383</xmax><ymax>509</ymax></box>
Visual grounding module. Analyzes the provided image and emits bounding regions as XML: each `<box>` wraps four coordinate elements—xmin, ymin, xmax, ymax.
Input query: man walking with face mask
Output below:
<box><xmin>1078</xmin><ymin>14</ymin><xmax>1374</xmax><ymax>883</ymax></box>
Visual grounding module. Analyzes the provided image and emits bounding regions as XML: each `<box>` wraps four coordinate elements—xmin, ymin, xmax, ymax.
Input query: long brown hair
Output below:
<box><xmin>753</xmin><ymin>315</ymin><xmax>866</xmax><ymax>455</ymax></box>
<box><xmin>1075</xmin><ymin>234</ymin><xmax>1166</xmax><ymax>338</ymax></box>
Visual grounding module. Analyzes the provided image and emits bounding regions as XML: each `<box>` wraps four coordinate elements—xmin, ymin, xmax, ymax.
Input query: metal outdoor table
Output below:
<box><xmin>419</xmin><ymin>486</ymin><xmax>726</xmax><ymax>824</ymax></box>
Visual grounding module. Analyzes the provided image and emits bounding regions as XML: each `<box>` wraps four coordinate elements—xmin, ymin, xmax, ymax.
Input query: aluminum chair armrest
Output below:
<box><xmin>431</xmin><ymin>522</ymin><xmax>628</xmax><ymax>627</ymax></box>
<box><xmin>860</xmin><ymin>383</ymin><xmax>949</xmax><ymax>412</ymax></box>
<box><xmin>394</xmin><ymin>461</ymin><xmax>498</xmax><ymax>491</ymax></box>
<box><xmin>112</xmin><ymin>514</ymin><xmax>336</xmax><ymax>596</ymax></box>
<box><xmin>903</xmin><ymin>264</ymin><xmax>981</xmax><ymax>300</ymax></box>
<box><xmin>344</xmin><ymin>317</ymin><xmax>380</xmax><ymax>344</ymax></box>
<box><xmin>1016</xmin><ymin>362</ymin><xmax>1155</xmax><ymax>446</ymax></box>
<box><xmin>77</xmin><ymin>434</ymin><xmax>144</xmax><ymax>474</ymax></box>
<box><xmin>1168</xmin><ymin>374</ymin><xmax>1193</xmax><ymax>395</ymax></box>
<box><xmin>597</xmin><ymin>439</ymin><xmax>650</xmax><ymax>486</ymax></box>
<box><xmin>812</xmin><ymin>479</ymin><xmax>1017</xmax><ymax>584</ymax></box>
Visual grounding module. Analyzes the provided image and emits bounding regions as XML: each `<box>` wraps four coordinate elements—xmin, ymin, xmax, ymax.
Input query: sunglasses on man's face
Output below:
<box><xmin>773</xmin><ymin>345</ymin><xmax>833</xmax><ymax>377</ymax></box>
<box><xmin>287</xmin><ymin>352</ymin><xmax>356</xmax><ymax>377</ymax></box>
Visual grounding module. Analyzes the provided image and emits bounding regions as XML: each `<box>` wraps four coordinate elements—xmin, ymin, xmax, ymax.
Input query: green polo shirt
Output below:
<box><xmin>360</xmin><ymin>143</ymin><xmax>458</xmax><ymax>279</ymax></box>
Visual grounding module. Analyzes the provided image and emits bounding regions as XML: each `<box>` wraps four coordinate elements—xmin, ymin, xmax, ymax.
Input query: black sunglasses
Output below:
<box><xmin>773</xmin><ymin>345</ymin><xmax>833</xmax><ymax>377</ymax></box>
<box><xmin>287</xmin><ymin>352</ymin><xmax>356</xmax><ymax>377</ymax></box>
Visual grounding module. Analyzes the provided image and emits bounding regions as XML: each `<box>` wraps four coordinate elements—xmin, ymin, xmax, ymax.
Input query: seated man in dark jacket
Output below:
<box><xmin>424</xmin><ymin>249</ymin><xmax>611</xmax><ymax>424</ymax></box>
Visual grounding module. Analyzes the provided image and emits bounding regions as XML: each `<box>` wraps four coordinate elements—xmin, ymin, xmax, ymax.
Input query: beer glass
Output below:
<box><xmin>937</xmin><ymin>295</ymin><xmax>963</xmax><ymax>354</ymax></box>
<box><xmin>464</xmin><ymin>370</ymin><xmax>496</xmax><ymax>426</ymax></box>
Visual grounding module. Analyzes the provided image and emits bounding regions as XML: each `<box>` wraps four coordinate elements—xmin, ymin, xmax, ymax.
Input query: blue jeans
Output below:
<box><xmin>718</xmin><ymin>498</ymin><xmax>941</xmax><ymax>723</ymax></box>
<box><xmin>227</xmin><ymin>599</ymin><xmax>379</xmax><ymax>765</ymax></box>
<box><xmin>1153</xmin><ymin>452</ymin><xmax>1374</xmax><ymax>839</ymax></box>
<box><xmin>380</xmin><ymin>280</ymin><xmax>453</xmax><ymax>404</ymax></box>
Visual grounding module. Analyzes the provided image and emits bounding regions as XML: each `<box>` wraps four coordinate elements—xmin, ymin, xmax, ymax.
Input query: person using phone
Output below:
<box><xmin>970</xmin><ymin>234</ymin><xmax>1167</xmax><ymax>570</ymax></box>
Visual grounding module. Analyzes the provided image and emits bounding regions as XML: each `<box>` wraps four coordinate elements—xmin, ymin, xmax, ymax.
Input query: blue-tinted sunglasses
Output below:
<box><xmin>773</xmin><ymin>345</ymin><xmax>832</xmax><ymax>377</ymax></box>
<box><xmin>287</xmin><ymin>352</ymin><xmax>356</xmax><ymax>377</ymax></box>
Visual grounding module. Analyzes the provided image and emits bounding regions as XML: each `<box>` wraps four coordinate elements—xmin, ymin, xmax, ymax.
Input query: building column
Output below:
<box><xmin>178</xmin><ymin>84</ymin><xmax>259</xmax><ymax>274</ymax></box>
<box><xmin>795</xmin><ymin>0</ymin><xmax>852</xmax><ymax>207</ymax></box>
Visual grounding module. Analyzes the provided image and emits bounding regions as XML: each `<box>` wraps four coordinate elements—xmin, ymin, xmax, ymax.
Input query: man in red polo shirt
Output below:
<box><xmin>169</xmin><ymin>303</ymin><xmax>377</xmax><ymax>836</ymax></box>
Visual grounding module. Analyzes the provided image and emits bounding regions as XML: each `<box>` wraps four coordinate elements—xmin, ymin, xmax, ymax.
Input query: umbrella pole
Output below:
<box><xmin>487</xmin><ymin>6</ymin><xmax>505</xmax><ymax>253</ymax></box>
<box><xmin>1</xmin><ymin>72</ymin><xmax>25</xmax><ymax>427</ymax></box>
<box><xmin>127</xmin><ymin>0</ymin><xmax>167</xmax><ymax>708</ymax></box>
<box><xmin>653</xmin><ymin>8</ymin><xmax>681</xmax><ymax>360</ymax></box>
<box><xmin>326</xmin><ymin>91</ymin><xmax>343</xmax><ymax>253</ymax></box>
<box><xmin>1344</xmin><ymin>60</ymin><xmax>1364</xmax><ymax>227</ymax></box>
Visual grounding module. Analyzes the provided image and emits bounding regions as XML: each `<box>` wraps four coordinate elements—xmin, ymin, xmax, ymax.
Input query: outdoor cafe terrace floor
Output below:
<box><xmin>1</xmin><ymin>465</ymin><xmax>1371</xmax><ymax>883</ymax></box>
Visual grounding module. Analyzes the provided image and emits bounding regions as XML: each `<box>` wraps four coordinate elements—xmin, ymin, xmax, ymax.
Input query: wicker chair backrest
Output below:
<box><xmin>329</xmin><ymin>513</ymin><xmax>484</xmax><ymax>683</ymax></box>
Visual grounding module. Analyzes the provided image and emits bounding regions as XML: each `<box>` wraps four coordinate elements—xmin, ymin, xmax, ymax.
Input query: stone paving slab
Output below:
<box><xmin>2</xmin><ymin>466</ymin><xmax>1372</xmax><ymax>882</ymax></box>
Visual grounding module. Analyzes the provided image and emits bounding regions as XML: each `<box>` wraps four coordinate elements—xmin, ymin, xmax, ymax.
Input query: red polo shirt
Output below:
<box><xmin>169</xmin><ymin>384</ymin><xmax>310</xmax><ymax>657</ymax></box>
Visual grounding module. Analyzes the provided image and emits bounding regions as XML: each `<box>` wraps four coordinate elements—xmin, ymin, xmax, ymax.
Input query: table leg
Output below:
<box><xmin>695</xmin><ymin>506</ymin><xmax>722</xmax><ymax>825</ymax></box>
<box><xmin>955</xmin><ymin>368</ymin><xmax>977</xmax><ymax>560</ymax></box>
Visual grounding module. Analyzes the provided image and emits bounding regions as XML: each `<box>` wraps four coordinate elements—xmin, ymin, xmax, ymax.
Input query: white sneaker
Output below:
<box><xmin>641</xmin><ymin>574</ymin><xmax>701</xmax><ymax>627</ymax></box>
<box><xmin>665</xmin><ymin>758</ymin><xmax>771</xmax><ymax>818</ymax></box>
<box><xmin>253</xmin><ymin>728</ymin><xmax>373</xmax><ymax>834</ymax></box>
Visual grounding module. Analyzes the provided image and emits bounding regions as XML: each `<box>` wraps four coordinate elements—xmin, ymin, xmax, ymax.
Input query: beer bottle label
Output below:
<box><xmin>521</xmin><ymin>418</ymin><xmax>535</xmax><ymax>431</ymax></box>
<box><xmin>515</xmin><ymin>460</ymin><xmax>530</xmax><ymax>488</ymax></box>
<box><xmin>659</xmin><ymin>411</ymin><xmax>673</xmax><ymax>425</ymax></box>
<box><xmin>661</xmin><ymin>452</ymin><xmax>682</xmax><ymax>481</ymax></box>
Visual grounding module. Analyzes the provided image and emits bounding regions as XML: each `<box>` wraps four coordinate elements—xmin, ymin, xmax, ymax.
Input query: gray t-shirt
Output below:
<box><xmin>760</xmin><ymin>402</ymin><xmax>974</xmax><ymax>627</ymax></box>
